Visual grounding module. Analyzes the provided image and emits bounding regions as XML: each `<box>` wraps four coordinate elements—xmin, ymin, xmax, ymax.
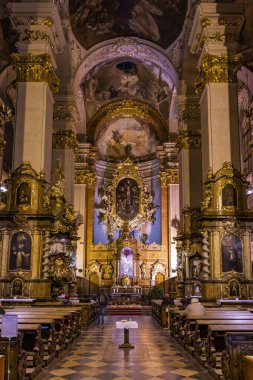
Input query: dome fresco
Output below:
<box><xmin>69</xmin><ymin>0</ymin><xmax>188</xmax><ymax>50</ymax></box>
<box><xmin>82</xmin><ymin>59</ymin><xmax>172</xmax><ymax>122</ymax></box>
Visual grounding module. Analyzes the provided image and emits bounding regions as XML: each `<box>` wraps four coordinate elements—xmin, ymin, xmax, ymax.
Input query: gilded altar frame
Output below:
<box><xmin>110</xmin><ymin>159</ymin><xmax>146</xmax><ymax>226</ymax></box>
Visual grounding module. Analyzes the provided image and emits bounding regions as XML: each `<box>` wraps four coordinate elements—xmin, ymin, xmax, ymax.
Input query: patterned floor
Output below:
<box><xmin>35</xmin><ymin>316</ymin><xmax>213</xmax><ymax>380</ymax></box>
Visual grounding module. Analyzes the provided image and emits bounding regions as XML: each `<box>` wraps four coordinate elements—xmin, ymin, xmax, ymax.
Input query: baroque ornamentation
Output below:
<box><xmin>88</xmin><ymin>98</ymin><xmax>167</xmax><ymax>143</ymax></box>
<box><xmin>160</xmin><ymin>169</ymin><xmax>179</xmax><ymax>186</ymax></box>
<box><xmin>11</xmin><ymin>53</ymin><xmax>59</xmax><ymax>94</ymax></box>
<box><xmin>53</xmin><ymin>104</ymin><xmax>80</xmax><ymax>122</ymax></box>
<box><xmin>107</xmin><ymin>99</ymin><xmax>146</xmax><ymax>119</ymax></box>
<box><xmin>52</xmin><ymin>129</ymin><xmax>78</xmax><ymax>151</ymax></box>
<box><xmin>178</xmin><ymin>103</ymin><xmax>200</xmax><ymax>122</ymax></box>
<box><xmin>95</xmin><ymin>159</ymin><xmax>158</xmax><ymax>237</ymax></box>
<box><xmin>22</xmin><ymin>30</ymin><xmax>49</xmax><ymax>42</ymax></box>
<box><xmin>13</xmin><ymin>16</ymin><xmax>53</xmax><ymax>27</ymax></box>
<box><xmin>195</xmin><ymin>54</ymin><xmax>242</xmax><ymax>94</ymax></box>
<box><xmin>75</xmin><ymin>170</ymin><xmax>96</xmax><ymax>186</ymax></box>
<box><xmin>176</xmin><ymin>130</ymin><xmax>201</xmax><ymax>150</ymax></box>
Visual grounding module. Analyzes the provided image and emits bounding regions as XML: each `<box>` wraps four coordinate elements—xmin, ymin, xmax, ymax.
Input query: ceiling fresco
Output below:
<box><xmin>69</xmin><ymin>0</ymin><xmax>187</xmax><ymax>50</ymax></box>
<box><xmin>82</xmin><ymin>59</ymin><xmax>172</xmax><ymax>122</ymax></box>
<box><xmin>96</xmin><ymin>117</ymin><xmax>158</xmax><ymax>162</ymax></box>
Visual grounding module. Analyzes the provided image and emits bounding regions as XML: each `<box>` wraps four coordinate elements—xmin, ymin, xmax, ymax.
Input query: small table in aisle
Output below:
<box><xmin>116</xmin><ymin>320</ymin><xmax>138</xmax><ymax>349</ymax></box>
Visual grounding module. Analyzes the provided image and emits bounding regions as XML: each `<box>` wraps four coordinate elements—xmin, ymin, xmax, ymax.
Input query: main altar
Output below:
<box><xmin>82</xmin><ymin>159</ymin><xmax>172</xmax><ymax>295</ymax></box>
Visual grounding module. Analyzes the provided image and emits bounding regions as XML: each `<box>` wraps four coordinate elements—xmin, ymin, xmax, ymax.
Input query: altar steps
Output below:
<box><xmin>106</xmin><ymin>305</ymin><xmax>151</xmax><ymax>316</ymax></box>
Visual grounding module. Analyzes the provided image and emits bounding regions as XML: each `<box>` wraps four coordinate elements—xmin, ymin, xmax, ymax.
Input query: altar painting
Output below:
<box><xmin>116</xmin><ymin>178</ymin><xmax>139</xmax><ymax>220</ymax></box>
<box><xmin>221</xmin><ymin>234</ymin><xmax>243</xmax><ymax>273</ymax></box>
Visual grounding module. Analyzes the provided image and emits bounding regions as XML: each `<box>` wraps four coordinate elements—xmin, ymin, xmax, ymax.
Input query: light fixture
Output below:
<box><xmin>0</xmin><ymin>184</ymin><xmax>7</xmax><ymax>193</ymax></box>
<box><xmin>247</xmin><ymin>186</ymin><xmax>253</xmax><ymax>195</ymax></box>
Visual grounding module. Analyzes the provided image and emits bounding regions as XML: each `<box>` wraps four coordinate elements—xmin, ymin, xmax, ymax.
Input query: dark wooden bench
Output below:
<box><xmin>206</xmin><ymin>324</ymin><xmax>253</xmax><ymax>379</ymax></box>
<box><xmin>222</xmin><ymin>332</ymin><xmax>253</xmax><ymax>380</ymax></box>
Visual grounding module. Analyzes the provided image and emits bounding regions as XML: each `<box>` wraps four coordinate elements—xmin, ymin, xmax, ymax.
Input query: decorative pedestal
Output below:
<box><xmin>116</xmin><ymin>320</ymin><xmax>138</xmax><ymax>349</ymax></box>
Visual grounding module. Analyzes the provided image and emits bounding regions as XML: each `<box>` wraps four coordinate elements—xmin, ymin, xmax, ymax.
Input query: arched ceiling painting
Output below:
<box><xmin>69</xmin><ymin>0</ymin><xmax>188</xmax><ymax>50</ymax></box>
<box><xmin>81</xmin><ymin>59</ymin><xmax>172</xmax><ymax>123</ymax></box>
<box><xmin>97</xmin><ymin>117</ymin><xmax>158</xmax><ymax>162</ymax></box>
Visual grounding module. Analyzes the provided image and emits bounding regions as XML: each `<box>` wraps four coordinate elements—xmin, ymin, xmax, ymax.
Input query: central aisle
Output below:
<box><xmin>36</xmin><ymin>315</ymin><xmax>213</xmax><ymax>380</ymax></box>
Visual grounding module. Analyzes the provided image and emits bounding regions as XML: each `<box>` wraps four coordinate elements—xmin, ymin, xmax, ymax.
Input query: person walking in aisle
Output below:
<box><xmin>96</xmin><ymin>290</ymin><xmax>108</xmax><ymax>328</ymax></box>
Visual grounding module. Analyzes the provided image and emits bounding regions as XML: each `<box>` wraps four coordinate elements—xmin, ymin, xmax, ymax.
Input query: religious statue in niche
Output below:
<box><xmin>16</xmin><ymin>182</ymin><xmax>31</xmax><ymax>205</ymax></box>
<box><xmin>221</xmin><ymin>234</ymin><xmax>243</xmax><ymax>273</ymax></box>
<box><xmin>116</xmin><ymin>178</ymin><xmax>139</xmax><ymax>220</ymax></box>
<box><xmin>9</xmin><ymin>232</ymin><xmax>31</xmax><ymax>271</ymax></box>
<box><xmin>229</xmin><ymin>280</ymin><xmax>240</xmax><ymax>297</ymax></box>
<box><xmin>120</xmin><ymin>247</ymin><xmax>133</xmax><ymax>278</ymax></box>
<box><xmin>222</xmin><ymin>184</ymin><xmax>237</xmax><ymax>207</ymax></box>
<box><xmin>191</xmin><ymin>255</ymin><xmax>202</xmax><ymax>278</ymax></box>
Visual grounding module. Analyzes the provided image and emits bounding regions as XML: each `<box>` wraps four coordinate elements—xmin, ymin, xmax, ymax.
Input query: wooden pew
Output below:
<box><xmin>11</xmin><ymin>307</ymin><xmax>82</xmax><ymax>339</ymax></box>
<box><xmin>151</xmin><ymin>300</ymin><xmax>169</xmax><ymax>329</ymax></box>
<box><xmin>221</xmin><ymin>332</ymin><xmax>253</xmax><ymax>380</ymax></box>
<box><xmin>0</xmin><ymin>324</ymin><xmax>42</xmax><ymax>380</ymax></box>
<box><xmin>0</xmin><ymin>334</ymin><xmax>25</xmax><ymax>380</ymax></box>
<box><xmin>182</xmin><ymin>312</ymin><xmax>252</xmax><ymax>348</ymax></box>
<box><xmin>32</xmin><ymin>303</ymin><xmax>97</xmax><ymax>328</ymax></box>
<box><xmin>206</xmin><ymin>324</ymin><xmax>253</xmax><ymax>378</ymax></box>
<box><xmin>6</xmin><ymin>307</ymin><xmax>84</xmax><ymax>352</ymax></box>
<box><xmin>193</xmin><ymin>319</ymin><xmax>253</xmax><ymax>360</ymax></box>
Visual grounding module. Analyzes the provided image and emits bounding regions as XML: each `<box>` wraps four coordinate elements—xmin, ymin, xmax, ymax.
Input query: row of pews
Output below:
<box><xmin>169</xmin><ymin>306</ymin><xmax>253</xmax><ymax>380</ymax></box>
<box><xmin>0</xmin><ymin>303</ymin><xmax>96</xmax><ymax>380</ymax></box>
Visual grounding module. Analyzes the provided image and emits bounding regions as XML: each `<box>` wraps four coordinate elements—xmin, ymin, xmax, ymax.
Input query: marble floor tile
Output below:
<box><xmin>35</xmin><ymin>316</ymin><xmax>213</xmax><ymax>380</ymax></box>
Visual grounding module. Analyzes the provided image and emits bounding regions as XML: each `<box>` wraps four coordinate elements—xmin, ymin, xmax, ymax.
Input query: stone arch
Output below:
<box><xmin>73</xmin><ymin>38</ymin><xmax>179</xmax><ymax>130</ymax></box>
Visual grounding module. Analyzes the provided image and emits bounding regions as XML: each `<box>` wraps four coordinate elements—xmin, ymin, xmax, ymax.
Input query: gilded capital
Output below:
<box><xmin>195</xmin><ymin>54</ymin><xmax>242</xmax><ymax>94</ymax></box>
<box><xmin>160</xmin><ymin>169</ymin><xmax>179</xmax><ymax>186</ymax></box>
<box><xmin>176</xmin><ymin>130</ymin><xmax>201</xmax><ymax>151</ymax></box>
<box><xmin>75</xmin><ymin>170</ymin><xmax>96</xmax><ymax>186</ymax></box>
<box><xmin>52</xmin><ymin>129</ymin><xmax>78</xmax><ymax>151</ymax></box>
<box><xmin>11</xmin><ymin>53</ymin><xmax>59</xmax><ymax>94</ymax></box>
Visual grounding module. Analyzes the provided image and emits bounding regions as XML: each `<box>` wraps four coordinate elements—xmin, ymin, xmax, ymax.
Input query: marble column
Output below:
<box><xmin>189</xmin><ymin>2</ymin><xmax>244</xmax><ymax>179</ymax></box>
<box><xmin>10</xmin><ymin>2</ymin><xmax>66</xmax><ymax>181</ymax></box>
<box><xmin>177</xmin><ymin>97</ymin><xmax>202</xmax><ymax>213</ymax></box>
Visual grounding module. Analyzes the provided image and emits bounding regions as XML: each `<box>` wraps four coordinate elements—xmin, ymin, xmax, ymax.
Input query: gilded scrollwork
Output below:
<box><xmin>75</xmin><ymin>170</ymin><xmax>96</xmax><ymax>186</ymax></box>
<box><xmin>178</xmin><ymin>103</ymin><xmax>200</xmax><ymax>123</ymax></box>
<box><xmin>95</xmin><ymin>159</ymin><xmax>158</xmax><ymax>236</ymax></box>
<box><xmin>11</xmin><ymin>53</ymin><xmax>59</xmax><ymax>94</ymax></box>
<box><xmin>176</xmin><ymin>130</ymin><xmax>201</xmax><ymax>151</ymax></box>
<box><xmin>13</xmin><ymin>214</ymin><xmax>28</xmax><ymax>225</ymax></box>
<box><xmin>102</xmin><ymin>263</ymin><xmax>114</xmax><ymax>280</ymax></box>
<box><xmin>195</xmin><ymin>54</ymin><xmax>242</xmax><ymax>94</ymax></box>
<box><xmin>160</xmin><ymin>169</ymin><xmax>179</xmax><ymax>186</ymax></box>
<box><xmin>52</xmin><ymin>129</ymin><xmax>78</xmax><ymax>151</ymax></box>
<box><xmin>13</xmin><ymin>16</ymin><xmax>53</xmax><ymax>27</ymax></box>
<box><xmin>53</xmin><ymin>104</ymin><xmax>80</xmax><ymax>122</ymax></box>
<box><xmin>22</xmin><ymin>30</ymin><xmax>49</xmax><ymax>41</ymax></box>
